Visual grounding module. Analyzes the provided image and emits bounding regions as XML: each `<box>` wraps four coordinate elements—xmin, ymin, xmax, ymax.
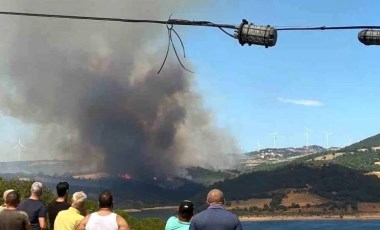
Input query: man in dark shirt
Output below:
<box><xmin>18</xmin><ymin>182</ymin><xmax>47</xmax><ymax>230</ymax></box>
<box><xmin>0</xmin><ymin>190</ymin><xmax>31</xmax><ymax>230</ymax></box>
<box><xmin>47</xmin><ymin>182</ymin><xmax>70</xmax><ymax>229</ymax></box>
<box><xmin>189</xmin><ymin>189</ymin><xmax>242</xmax><ymax>230</ymax></box>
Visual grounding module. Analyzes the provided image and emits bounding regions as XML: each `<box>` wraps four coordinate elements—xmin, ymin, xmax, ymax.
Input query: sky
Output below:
<box><xmin>0</xmin><ymin>0</ymin><xmax>380</xmax><ymax>161</ymax></box>
<box><xmin>182</xmin><ymin>0</ymin><xmax>380</xmax><ymax>151</ymax></box>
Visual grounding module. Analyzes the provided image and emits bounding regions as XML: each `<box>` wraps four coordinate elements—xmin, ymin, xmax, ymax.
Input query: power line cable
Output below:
<box><xmin>0</xmin><ymin>11</ymin><xmax>238</xmax><ymax>73</ymax></box>
<box><xmin>277</xmin><ymin>26</ymin><xmax>380</xmax><ymax>31</ymax></box>
<box><xmin>1</xmin><ymin>11</ymin><xmax>380</xmax><ymax>73</ymax></box>
<box><xmin>0</xmin><ymin>11</ymin><xmax>237</xmax><ymax>29</ymax></box>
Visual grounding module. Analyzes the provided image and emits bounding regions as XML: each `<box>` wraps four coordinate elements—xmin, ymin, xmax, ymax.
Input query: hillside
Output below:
<box><xmin>0</xmin><ymin>172</ymin><xmax>204</xmax><ymax>209</ymax></box>
<box><xmin>193</xmin><ymin>164</ymin><xmax>380</xmax><ymax>204</ymax></box>
<box><xmin>344</xmin><ymin>133</ymin><xmax>380</xmax><ymax>151</ymax></box>
<box><xmin>186</xmin><ymin>167</ymin><xmax>240</xmax><ymax>185</ymax></box>
<box><xmin>243</xmin><ymin>145</ymin><xmax>327</xmax><ymax>169</ymax></box>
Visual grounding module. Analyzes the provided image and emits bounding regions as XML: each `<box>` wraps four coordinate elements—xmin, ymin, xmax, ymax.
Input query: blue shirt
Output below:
<box><xmin>18</xmin><ymin>199</ymin><xmax>46</xmax><ymax>230</ymax></box>
<box><xmin>165</xmin><ymin>216</ymin><xmax>190</xmax><ymax>230</ymax></box>
<box><xmin>189</xmin><ymin>205</ymin><xmax>242</xmax><ymax>230</ymax></box>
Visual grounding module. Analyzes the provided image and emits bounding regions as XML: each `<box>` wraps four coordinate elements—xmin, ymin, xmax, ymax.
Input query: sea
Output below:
<box><xmin>129</xmin><ymin>209</ymin><xmax>380</xmax><ymax>229</ymax></box>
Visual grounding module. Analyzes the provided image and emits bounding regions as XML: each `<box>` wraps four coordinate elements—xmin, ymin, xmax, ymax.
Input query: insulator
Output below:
<box><xmin>235</xmin><ymin>19</ymin><xmax>277</xmax><ymax>48</ymax></box>
<box><xmin>358</xmin><ymin>29</ymin><xmax>380</xmax><ymax>46</ymax></box>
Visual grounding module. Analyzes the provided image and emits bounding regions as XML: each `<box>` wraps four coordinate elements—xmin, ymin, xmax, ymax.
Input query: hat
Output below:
<box><xmin>178</xmin><ymin>200</ymin><xmax>194</xmax><ymax>215</ymax></box>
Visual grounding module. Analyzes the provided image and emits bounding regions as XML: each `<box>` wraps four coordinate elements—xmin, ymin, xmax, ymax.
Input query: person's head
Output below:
<box><xmin>98</xmin><ymin>191</ymin><xmax>113</xmax><ymax>209</ymax></box>
<box><xmin>56</xmin><ymin>182</ymin><xmax>69</xmax><ymax>198</ymax></box>
<box><xmin>71</xmin><ymin>191</ymin><xmax>87</xmax><ymax>209</ymax></box>
<box><xmin>177</xmin><ymin>200</ymin><xmax>194</xmax><ymax>222</ymax></box>
<box><xmin>2</xmin><ymin>189</ymin><xmax>14</xmax><ymax>205</ymax></box>
<box><xmin>5</xmin><ymin>191</ymin><xmax>20</xmax><ymax>208</ymax></box>
<box><xmin>206</xmin><ymin>189</ymin><xmax>225</xmax><ymax>206</ymax></box>
<box><xmin>30</xmin><ymin>182</ymin><xmax>43</xmax><ymax>198</ymax></box>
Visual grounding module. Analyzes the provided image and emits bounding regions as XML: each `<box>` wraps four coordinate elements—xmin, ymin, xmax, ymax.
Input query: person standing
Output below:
<box><xmin>0</xmin><ymin>189</ymin><xmax>14</xmax><ymax>211</ymax></box>
<box><xmin>189</xmin><ymin>189</ymin><xmax>242</xmax><ymax>230</ymax></box>
<box><xmin>0</xmin><ymin>190</ymin><xmax>32</xmax><ymax>230</ymax></box>
<box><xmin>165</xmin><ymin>200</ymin><xmax>194</xmax><ymax>230</ymax></box>
<box><xmin>77</xmin><ymin>191</ymin><xmax>130</xmax><ymax>230</ymax></box>
<box><xmin>47</xmin><ymin>182</ymin><xmax>70</xmax><ymax>229</ymax></box>
<box><xmin>18</xmin><ymin>182</ymin><xmax>47</xmax><ymax>230</ymax></box>
<box><xmin>54</xmin><ymin>191</ymin><xmax>87</xmax><ymax>230</ymax></box>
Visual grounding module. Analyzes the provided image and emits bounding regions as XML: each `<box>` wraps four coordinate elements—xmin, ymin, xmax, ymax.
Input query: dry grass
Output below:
<box><xmin>229</xmin><ymin>198</ymin><xmax>272</xmax><ymax>209</ymax></box>
<box><xmin>358</xmin><ymin>203</ymin><xmax>380</xmax><ymax>213</ymax></box>
<box><xmin>365</xmin><ymin>171</ymin><xmax>380</xmax><ymax>178</ymax></box>
<box><xmin>282</xmin><ymin>191</ymin><xmax>326</xmax><ymax>207</ymax></box>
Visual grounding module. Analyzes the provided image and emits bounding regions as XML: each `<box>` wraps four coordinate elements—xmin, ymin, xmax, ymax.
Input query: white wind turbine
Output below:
<box><xmin>272</xmin><ymin>131</ymin><xmax>279</xmax><ymax>149</ymax></box>
<box><xmin>257</xmin><ymin>140</ymin><xmax>261</xmax><ymax>151</ymax></box>
<box><xmin>324</xmin><ymin>132</ymin><xmax>333</xmax><ymax>149</ymax></box>
<box><xmin>305</xmin><ymin>128</ymin><xmax>312</xmax><ymax>153</ymax></box>
<box><xmin>14</xmin><ymin>138</ymin><xmax>25</xmax><ymax>161</ymax></box>
<box><xmin>272</xmin><ymin>132</ymin><xmax>278</xmax><ymax>149</ymax></box>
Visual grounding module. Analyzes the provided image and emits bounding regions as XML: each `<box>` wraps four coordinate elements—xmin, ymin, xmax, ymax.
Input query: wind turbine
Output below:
<box><xmin>324</xmin><ymin>132</ymin><xmax>333</xmax><ymax>149</ymax></box>
<box><xmin>305</xmin><ymin>128</ymin><xmax>312</xmax><ymax>153</ymax></box>
<box><xmin>14</xmin><ymin>138</ymin><xmax>25</xmax><ymax>161</ymax></box>
<box><xmin>257</xmin><ymin>140</ymin><xmax>261</xmax><ymax>151</ymax></box>
<box><xmin>272</xmin><ymin>132</ymin><xmax>278</xmax><ymax>149</ymax></box>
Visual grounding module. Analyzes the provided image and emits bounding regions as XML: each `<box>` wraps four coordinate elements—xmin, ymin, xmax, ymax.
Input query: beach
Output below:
<box><xmin>239</xmin><ymin>214</ymin><xmax>380</xmax><ymax>222</ymax></box>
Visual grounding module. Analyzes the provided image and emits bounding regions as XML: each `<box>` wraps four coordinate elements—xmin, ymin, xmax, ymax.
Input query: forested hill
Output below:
<box><xmin>344</xmin><ymin>133</ymin><xmax>380</xmax><ymax>151</ymax></box>
<box><xmin>193</xmin><ymin>164</ymin><xmax>380</xmax><ymax>203</ymax></box>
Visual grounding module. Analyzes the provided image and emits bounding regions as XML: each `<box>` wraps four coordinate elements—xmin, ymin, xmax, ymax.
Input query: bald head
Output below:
<box><xmin>207</xmin><ymin>189</ymin><xmax>224</xmax><ymax>205</ymax></box>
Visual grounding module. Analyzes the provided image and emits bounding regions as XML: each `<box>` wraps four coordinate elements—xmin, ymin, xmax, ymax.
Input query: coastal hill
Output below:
<box><xmin>242</xmin><ymin>145</ymin><xmax>331</xmax><ymax>169</ymax></box>
<box><xmin>190</xmin><ymin>132</ymin><xmax>380</xmax><ymax>216</ymax></box>
<box><xmin>343</xmin><ymin>133</ymin><xmax>380</xmax><ymax>151</ymax></box>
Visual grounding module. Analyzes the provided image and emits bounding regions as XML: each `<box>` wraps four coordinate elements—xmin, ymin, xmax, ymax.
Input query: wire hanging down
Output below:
<box><xmin>157</xmin><ymin>15</ymin><xmax>193</xmax><ymax>74</ymax></box>
<box><xmin>0</xmin><ymin>11</ymin><xmax>380</xmax><ymax>73</ymax></box>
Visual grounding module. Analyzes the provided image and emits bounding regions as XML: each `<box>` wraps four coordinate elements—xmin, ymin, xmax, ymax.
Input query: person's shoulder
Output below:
<box><xmin>18</xmin><ymin>210</ymin><xmax>29</xmax><ymax>218</ymax></box>
<box><xmin>18</xmin><ymin>198</ymin><xmax>29</xmax><ymax>205</ymax></box>
<box><xmin>165</xmin><ymin>216</ymin><xmax>178</xmax><ymax>229</ymax></box>
<box><xmin>222</xmin><ymin>209</ymin><xmax>240</xmax><ymax>220</ymax></box>
<box><xmin>191</xmin><ymin>209</ymin><xmax>208</xmax><ymax>220</ymax></box>
<box><xmin>116</xmin><ymin>213</ymin><xmax>127</xmax><ymax>221</ymax></box>
<box><xmin>64</xmin><ymin>202</ymin><xmax>71</xmax><ymax>208</ymax></box>
<box><xmin>167</xmin><ymin>216</ymin><xmax>177</xmax><ymax>221</ymax></box>
<box><xmin>166</xmin><ymin>216</ymin><xmax>178</xmax><ymax>223</ymax></box>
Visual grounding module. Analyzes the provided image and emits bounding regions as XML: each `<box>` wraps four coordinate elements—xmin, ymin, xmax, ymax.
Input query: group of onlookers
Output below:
<box><xmin>165</xmin><ymin>189</ymin><xmax>242</xmax><ymax>230</ymax></box>
<box><xmin>1</xmin><ymin>181</ymin><xmax>242</xmax><ymax>230</ymax></box>
<box><xmin>0</xmin><ymin>181</ymin><xmax>130</xmax><ymax>230</ymax></box>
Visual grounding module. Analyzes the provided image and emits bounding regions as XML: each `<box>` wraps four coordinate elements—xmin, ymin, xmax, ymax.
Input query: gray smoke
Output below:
<box><xmin>0</xmin><ymin>0</ymin><xmax>239</xmax><ymax>179</ymax></box>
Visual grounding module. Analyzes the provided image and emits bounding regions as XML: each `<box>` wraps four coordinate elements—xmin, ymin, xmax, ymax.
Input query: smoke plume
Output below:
<box><xmin>0</xmin><ymin>0</ymin><xmax>239</xmax><ymax>179</ymax></box>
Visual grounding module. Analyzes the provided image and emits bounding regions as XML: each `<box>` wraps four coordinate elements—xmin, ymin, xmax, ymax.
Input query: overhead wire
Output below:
<box><xmin>276</xmin><ymin>25</ymin><xmax>380</xmax><ymax>31</ymax></box>
<box><xmin>157</xmin><ymin>15</ymin><xmax>193</xmax><ymax>74</ymax></box>
<box><xmin>0</xmin><ymin>11</ymin><xmax>237</xmax><ymax>29</ymax></box>
<box><xmin>0</xmin><ymin>11</ymin><xmax>236</xmax><ymax>74</ymax></box>
<box><xmin>1</xmin><ymin>10</ymin><xmax>380</xmax><ymax>73</ymax></box>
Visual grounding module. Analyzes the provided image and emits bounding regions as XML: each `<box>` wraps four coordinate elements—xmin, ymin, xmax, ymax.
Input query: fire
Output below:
<box><xmin>119</xmin><ymin>172</ymin><xmax>132</xmax><ymax>180</ymax></box>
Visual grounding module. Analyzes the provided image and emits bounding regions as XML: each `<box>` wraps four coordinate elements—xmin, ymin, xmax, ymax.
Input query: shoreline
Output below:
<box><xmin>239</xmin><ymin>214</ymin><xmax>380</xmax><ymax>222</ymax></box>
<box><xmin>125</xmin><ymin>206</ymin><xmax>177</xmax><ymax>213</ymax></box>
